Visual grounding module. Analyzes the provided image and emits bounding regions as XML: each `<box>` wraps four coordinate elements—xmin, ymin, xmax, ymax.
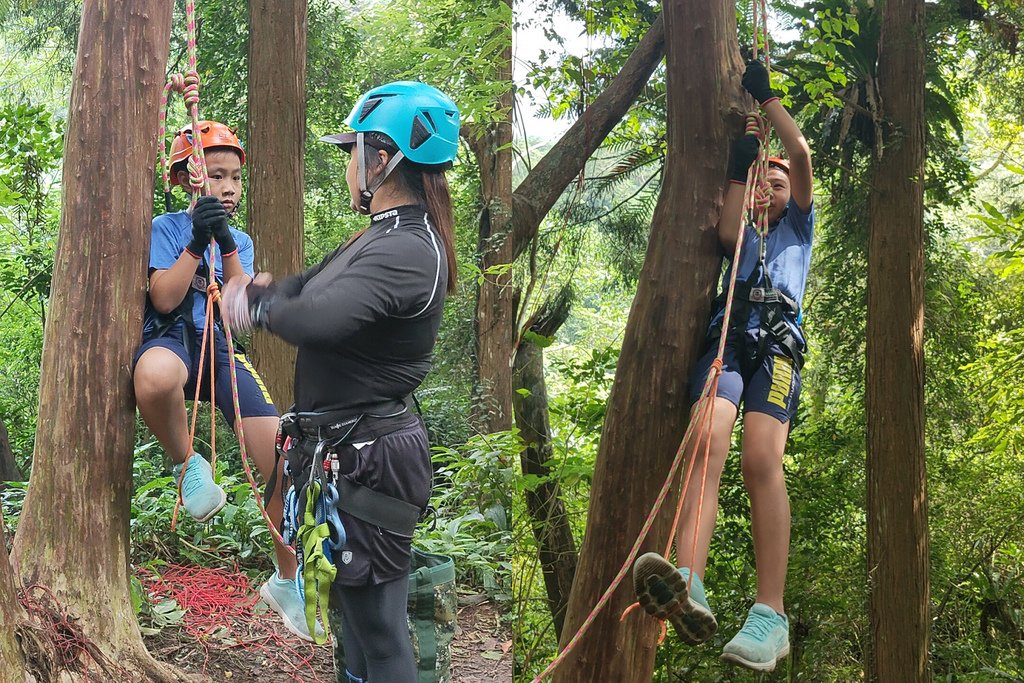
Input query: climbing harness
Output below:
<box><xmin>270</xmin><ymin>401</ymin><xmax>427</xmax><ymax>644</ymax></box>
<box><xmin>705</xmin><ymin>114</ymin><xmax>807</xmax><ymax>373</ymax></box>
<box><xmin>155</xmin><ymin>0</ymin><xmax>291</xmax><ymax>557</ymax></box>
<box><xmin>529</xmin><ymin>2</ymin><xmax>779</xmax><ymax>680</ymax></box>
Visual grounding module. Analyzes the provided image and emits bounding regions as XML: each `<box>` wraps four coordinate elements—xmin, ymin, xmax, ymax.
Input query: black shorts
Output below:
<box><xmin>133</xmin><ymin>321</ymin><xmax>278</xmax><ymax>428</ymax></box>
<box><xmin>331</xmin><ymin>418</ymin><xmax>433</xmax><ymax>586</ymax></box>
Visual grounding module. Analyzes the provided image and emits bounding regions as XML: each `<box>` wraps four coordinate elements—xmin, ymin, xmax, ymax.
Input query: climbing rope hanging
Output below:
<box><xmin>156</xmin><ymin>0</ymin><xmax>291</xmax><ymax>555</ymax></box>
<box><xmin>528</xmin><ymin>1</ymin><xmax>774</xmax><ymax>680</ymax></box>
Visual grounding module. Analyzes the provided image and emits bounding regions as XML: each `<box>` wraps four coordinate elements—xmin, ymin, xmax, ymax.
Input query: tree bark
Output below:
<box><xmin>513</xmin><ymin>288</ymin><xmax>576</xmax><ymax>638</ymax></box>
<box><xmin>469</xmin><ymin>0</ymin><xmax>515</xmax><ymax>433</ymax></box>
<box><xmin>246</xmin><ymin>0</ymin><xmax>307</xmax><ymax>411</ymax></box>
<box><xmin>0</xmin><ymin>518</ymin><xmax>26</xmax><ymax>682</ymax></box>
<box><xmin>9</xmin><ymin>1</ymin><xmax>186</xmax><ymax>680</ymax></box>
<box><xmin>866</xmin><ymin>0</ymin><xmax>930</xmax><ymax>680</ymax></box>
<box><xmin>0</xmin><ymin>417</ymin><xmax>21</xmax><ymax>484</ymax></box>
<box><xmin>472</xmin><ymin>12</ymin><xmax>665</xmax><ymax>434</ymax></box>
<box><xmin>552</xmin><ymin>2</ymin><xmax>745</xmax><ymax>680</ymax></box>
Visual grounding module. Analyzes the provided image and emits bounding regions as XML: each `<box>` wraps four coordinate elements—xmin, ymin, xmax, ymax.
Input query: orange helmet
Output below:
<box><xmin>169</xmin><ymin>121</ymin><xmax>245</xmax><ymax>186</ymax></box>
<box><xmin>767</xmin><ymin>156</ymin><xmax>789</xmax><ymax>175</ymax></box>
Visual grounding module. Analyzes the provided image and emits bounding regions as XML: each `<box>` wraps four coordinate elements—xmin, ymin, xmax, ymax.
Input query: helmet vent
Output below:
<box><xmin>421</xmin><ymin>111</ymin><xmax>436</xmax><ymax>131</ymax></box>
<box><xmin>358</xmin><ymin>97</ymin><xmax>385</xmax><ymax>123</ymax></box>
<box><xmin>410</xmin><ymin>115</ymin><xmax>432</xmax><ymax>150</ymax></box>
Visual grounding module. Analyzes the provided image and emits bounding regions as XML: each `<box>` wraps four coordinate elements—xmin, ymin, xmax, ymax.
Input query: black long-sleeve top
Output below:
<box><xmin>266</xmin><ymin>204</ymin><xmax>448</xmax><ymax>414</ymax></box>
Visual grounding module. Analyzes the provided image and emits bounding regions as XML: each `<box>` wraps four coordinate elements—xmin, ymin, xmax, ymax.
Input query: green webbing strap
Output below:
<box><xmin>412</xmin><ymin>564</ymin><xmax>437</xmax><ymax>682</ymax></box>
<box><xmin>299</xmin><ymin>480</ymin><xmax>336</xmax><ymax>645</ymax></box>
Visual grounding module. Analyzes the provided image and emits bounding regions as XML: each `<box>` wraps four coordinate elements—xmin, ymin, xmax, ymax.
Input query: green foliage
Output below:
<box><xmin>424</xmin><ymin>431</ymin><xmax>516</xmax><ymax>599</ymax></box>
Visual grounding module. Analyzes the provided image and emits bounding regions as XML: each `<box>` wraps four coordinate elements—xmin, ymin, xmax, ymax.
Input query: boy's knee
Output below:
<box><xmin>741</xmin><ymin>450</ymin><xmax>783</xmax><ymax>484</ymax></box>
<box><xmin>133</xmin><ymin>351</ymin><xmax>186</xmax><ymax>400</ymax></box>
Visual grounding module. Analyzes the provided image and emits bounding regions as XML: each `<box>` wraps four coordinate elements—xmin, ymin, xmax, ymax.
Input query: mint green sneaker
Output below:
<box><xmin>721</xmin><ymin>603</ymin><xmax>790</xmax><ymax>672</ymax></box>
<box><xmin>259</xmin><ymin>572</ymin><xmax>325</xmax><ymax>643</ymax></box>
<box><xmin>632</xmin><ymin>552</ymin><xmax>717</xmax><ymax>645</ymax></box>
<box><xmin>172</xmin><ymin>454</ymin><xmax>226</xmax><ymax>522</ymax></box>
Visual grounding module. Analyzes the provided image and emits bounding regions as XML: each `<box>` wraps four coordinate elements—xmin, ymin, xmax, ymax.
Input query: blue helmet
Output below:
<box><xmin>322</xmin><ymin>81</ymin><xmax>460</xmax><ymax>168</ymax></box>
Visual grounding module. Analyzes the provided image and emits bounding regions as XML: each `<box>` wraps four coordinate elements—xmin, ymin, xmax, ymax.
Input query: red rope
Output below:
<box><xmin>18</xmin><ymin>584</ymin><xmax>130</xmax><ymax>681</ymax></box>
<box><xmin>139</xmin><ymin>565</ymin><xmax>324</xmax><ymax>682</ymax></box>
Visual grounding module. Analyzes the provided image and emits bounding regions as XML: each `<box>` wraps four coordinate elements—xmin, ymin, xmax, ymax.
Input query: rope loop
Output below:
<box><xmin>188</xmin><ymin>156</ymin><xmax>205</xmax><ymax>192</ymax></box>
<box><xmin>168</xmin><ymin>72</ymin><xmax>186</xmax><ymax>92</ymax></box>
<box><xmin>182</xmin><ymin>70</ymin><xmax>200</xmax><ymax>109</ymax></box>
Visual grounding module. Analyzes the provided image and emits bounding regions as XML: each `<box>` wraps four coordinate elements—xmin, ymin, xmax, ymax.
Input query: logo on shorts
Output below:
<box><xmin>767</xmin><ymin>356</ymin><xmax>794</xmax><ymax>409</ymax></box>
<box><xmin>341</xmin><ymin>551</ymin><xmax>353</xmax><ymax>565</ymax></box>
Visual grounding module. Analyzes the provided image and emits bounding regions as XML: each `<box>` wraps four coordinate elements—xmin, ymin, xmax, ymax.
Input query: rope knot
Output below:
<box><xmin>188</xmin><ymin>157</ymin><xmax>205</xmax><ymax>191</ymax></box>
<box><xmin>207</xmin><ymin>281</ymin><xmax>221</xmax><ymax>301</ymax></box>
<box><xmin>183</xmin><ymin>70</ymin><xmax>200</xmax><ymax>109</ymax></box>
<box><xmin>744</xmin><ymin>112</ymin><xmax>768</xmax><ymax>140</ymax></box>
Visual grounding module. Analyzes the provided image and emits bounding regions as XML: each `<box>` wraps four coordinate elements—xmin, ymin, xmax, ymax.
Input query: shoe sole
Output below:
<box><xmin>259</xmin><ymin>583</ymin><xmax>316</xmax><ymax>643</ymax></box>
<box><xmin>632</xmin><ymin>552</ymin><xmax>717</xmax><ymax>645</ymax></box>
<box><xmin>721</xmin><ymin>643</ymin><xmax>790</xmax><ymax>672</ymax></box>
<box><xmin>190</xmin><ymin>486</ymin><xmax>228</xmax><ymax>523</ymax></box>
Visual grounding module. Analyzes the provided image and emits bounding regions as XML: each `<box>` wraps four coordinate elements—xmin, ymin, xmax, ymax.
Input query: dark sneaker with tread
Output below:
<box><xmin>632</xmin><ymin>552</ymin><xmax>717</xmax><ymax>645</ymax></box>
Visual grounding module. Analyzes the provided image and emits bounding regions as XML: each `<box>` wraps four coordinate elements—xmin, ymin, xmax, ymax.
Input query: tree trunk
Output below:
<box><xmin>9</xmin><ymin>1</ymin><xmax>185</xmax><ymax>680</ymax></box>
<box><xmin>513</xmin><ymin>288</ymin><xmax>576</xmax><ymax>638</ymax></box>
<box><xmin>0</xmin><ymin>417</ymin><xmax>21</xmax><ymax>484</ymax></box>
<box><xmin>472</xmin><ymin>11</ymin><xmax>665</xmax><ymax>434</ymax></box>
<box><xmin>0</xmin><ymin>518</ymin><xmax>26</xmax><ymax>682</ymax></box>
<box><xmin>470</xmin><ymin>0</ymin><xmax>515</xmax><ymax>433</ymax></box>
<box><xmin>552</xmin><ymin>1</ymin><xmax>744</xmax><ymax>680</ymax></box>
<box><xmin>866</xmin><ymin>0</ymin><xmax>929</xmax><ymax>679</ymax></box>
<box><xmin>246</xmin><ymin>0</ymin><xmax>307</xmax><ymax>411</ymax></box>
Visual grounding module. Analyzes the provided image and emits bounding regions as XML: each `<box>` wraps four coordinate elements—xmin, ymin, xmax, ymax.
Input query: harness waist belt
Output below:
<box><xmin>336</xmin><ymin>477</ymin><xmax>421</xmax><ymax>537</ymax></box>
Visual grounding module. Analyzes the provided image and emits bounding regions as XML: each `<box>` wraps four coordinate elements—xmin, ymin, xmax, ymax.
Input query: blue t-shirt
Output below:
<box><xmin>143</xmin><ymin>210</ymin><xmax>254</xmax><ymax>338</ymax></box>
<box><xmin>709</xmin><ymin>199</ymin><xmax>814</xmax><ymax>346</ymax></box>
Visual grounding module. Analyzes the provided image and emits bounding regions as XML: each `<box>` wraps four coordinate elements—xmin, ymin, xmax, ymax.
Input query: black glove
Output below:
<box><xmin>742</xmin><ymin>59</ymin><xmax>776</xmax><ymax>105</ymax></box>
<box><xmin>246</xmin><ymin>282</ymin><xmax>278</xmax><ymax>330</ymax></box>
<box><xmin>185</xmin><ymin>212</ymin><xmax>213</xmax><ymax>259</ymax></box>
<box><xmin>192</xmin><ymin>196</ymin><xmax>237</xmax><ymax>256</ymax></box>
<box><xmin>730</xmin><ymin>134</ymin><xmax>761</xmax><ymax>183</ymax></box>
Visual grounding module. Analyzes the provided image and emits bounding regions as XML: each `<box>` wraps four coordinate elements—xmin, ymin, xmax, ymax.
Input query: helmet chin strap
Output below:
<box><xmin>356</xmin><ymin>132</ymin><xmax>405</xmax><ymax>214</ymax></box>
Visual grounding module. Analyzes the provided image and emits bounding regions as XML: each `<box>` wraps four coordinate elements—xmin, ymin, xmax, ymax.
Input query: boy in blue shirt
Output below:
<box><xmin>633</xmin><ymin>61</ymin><xmax>814</xmax><ymax>672</ymax></box>
<box><xmin>132</xmin><ymin>121</ymin><xmax>314</xmax><ymax>641</ymax></box>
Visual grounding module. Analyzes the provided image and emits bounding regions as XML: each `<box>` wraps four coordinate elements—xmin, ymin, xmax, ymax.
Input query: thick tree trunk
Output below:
<box><xmin>552</xmin><ymin>2</ymin><xmax>744</xmax><ymax>680</ymax></box>
<box><xmin>9</xmin><ymin>2</ymin><xmax>185</xmax><ymax>680</ymax></box>
<box><xmin>866</xmin><ymin>0</ymin><xmax>930</xmax><ymax>680</ymax></box>
<box><xmin>246</xmin><ymin>0</ymin><xmax>307</xmax><ymax>410</ymax></box>
<box><xmin>0</xmin><ymin>518</ymin><xmax>26</xmax><ymax>682</ymax></box>
<box><xmin>0</xmin><ymin>417</ymin><xmax>21</xmax><ymax>484</ymax></box>
<box><xmin>513</xmin><ymin>289</ymin><xmax>576</xmax><ymax>637</ymax></box>
<box><xmin>470</xmin><ymin>0</ymin><xmax>515</xmax><ymax>433</ymax></box>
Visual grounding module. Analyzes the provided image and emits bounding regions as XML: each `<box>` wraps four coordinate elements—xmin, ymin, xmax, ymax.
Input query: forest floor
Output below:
<box><xmin>145</xmin><ymin>594</ymin><xmax>511</xmax><ymax>683</ymax></box>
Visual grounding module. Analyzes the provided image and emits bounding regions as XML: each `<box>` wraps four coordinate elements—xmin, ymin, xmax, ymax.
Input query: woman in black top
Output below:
<box><xmin>223</xmin><ymin>81</ymin><xmax>459</xmax><ymax>683</ymax></box>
